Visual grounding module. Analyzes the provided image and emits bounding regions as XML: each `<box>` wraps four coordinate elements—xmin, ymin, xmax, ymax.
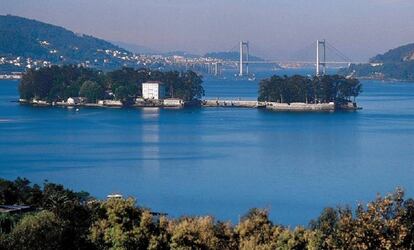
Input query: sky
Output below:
<box><xmin>1</xmin><ymin>0</ymin><xmax>414</xmax><ymax>61</ymax></box>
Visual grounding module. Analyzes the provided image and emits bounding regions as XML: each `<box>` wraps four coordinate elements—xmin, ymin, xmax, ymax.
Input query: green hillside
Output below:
<box><xmin>371</xmin><ymin>43</ymin><xmax>414</xmax><ymax>63</ymax></box>
<box><xmin>0</xmin><ymin>15</ymin><xmax>131</xmax><ymax>70</ymax></box>
<box><xmin>339</xmin><ymin>43</ymin><xmax>414</xmax><ymax>81</ymax></box>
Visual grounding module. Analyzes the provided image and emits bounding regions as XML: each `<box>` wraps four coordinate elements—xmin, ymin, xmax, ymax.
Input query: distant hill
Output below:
<box><xmin>112</xmin><ymin>41</ymin><xmax>160</xmax><ymax>55</ymax></box>
<box><xmin>0</xmin><ymin>15</ymin><xmax>132</xmax><ymax>70</ymax></box>
<box><xmin>371</xmin><ymin>43</ymin><xmax>414</xmax><ymax>63</ymax></box>
<box><xmin>339</xmin><ymin>43</ymin><xmax>414</xmax><ymax>81</ymax></box>
<box><xmin>0</xmin><ymin>15</ymin><xmax>129</xmax><ymax>60</ymax></box>
<box><xmin>204</xmin><ymin>51</ymin><xmax>264</xmax><ymax>61</ymax></box>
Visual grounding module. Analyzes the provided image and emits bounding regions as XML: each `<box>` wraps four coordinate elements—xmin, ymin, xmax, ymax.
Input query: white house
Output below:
<box><xmin>66</xmin><ymin>97</ymin><xmax>86</xmax><ymax>105</ymax></box>
<box><xmin>142</xmin><ymin>81</ymin><xmax>166</xmax><ymax>100</ymax></box>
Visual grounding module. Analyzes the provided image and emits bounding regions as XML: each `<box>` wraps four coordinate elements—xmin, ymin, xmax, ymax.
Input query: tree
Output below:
<box><xmin>236</xmin><ymin>208</ymin><xmax>274</xmax><ymax>249</ymax></box>
<box><xmin>114</xmin><ymin>84</ymin><xmax>138</xmax><ymax>105</ymax></box>
<box><xmin>79</xmin><ymin>80</ymin><xmax>104</xmax><ymax>102</ymax></box>
<box><xmin>169</xmin><ymin>216</ymin><xmax>236</xmax><ymax>250</ymax></box>
<box><xmin>258</xmin><ymin>74</ymin><xmax>362</xmax><ymax>104</ymax></box>
<box><xmin>0</xmin><ymin>177</ymin><xmax>42</xmax><ymax>206</ymax></box>
<box><xmin>170</xmin><ymin>71</ymin><xmax>204</xmax><ymax>101</ymax></box>
<box><xmin>89</xmin><ymin>198</ymin><xmax>150</xmax><ymax>249</ymax></box>
<box><xmin>5</xmin><ymin>211</ymin><xmax>64</xmax><ymax>250</ymax></box>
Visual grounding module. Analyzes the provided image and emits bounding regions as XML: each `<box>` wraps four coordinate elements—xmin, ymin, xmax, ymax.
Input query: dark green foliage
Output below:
<box><xmin>0</xmin><ymin>177</ymin><xmax>42</xmax><ymax>206</ymax></box>
<box><xmin>19</xmin><ymin>65</ymin><xmax>204</xmax><ymax>103</ymax></box>
<box><xmin>0</xmin><ymin>178</ymin><xmax>94</xmax><ymax>250</ymax></box>
<box><xmin>171</xmin><ymin>70</ymin><xmax>204</xmax><ymax>101</ymax></box>
<box><xmin>339</xmin><ymin>43</ymin><xmax>414</xmax><ymax>81</ymax></box>
<box><xmin>371</xmin><ymin>43</ymin><xmax>414</xmax><ymax>63</ymax></box>
<box><xmin>4</xmin><ymin>211</ymin><xmax>64</xmax><ymax>250</ymax></box>
<box><xmin>107</xmin><ymin>67</ymin><xmax>144</xmax><ymax>105</ymax></box>
<box><xmin>79</xmin><ymin>80</ymin><xmax>104</xmax><ymax>102</ymax></box>
<box><xmin>0</xmin><ymin>213</ymin><xmax>21</xmax><ymax>234</ymax></box>
<box><xmin>3</xmin><ymin>178</ymin><xmax>414</xmax><ymax>249</ymax></box>
<box><xmin>19</xmin><ymin>65</ymin><xmax>103</xmax><ymax>101</ymax></box>
<box><xmin>0</xmin><ymin>15</ymin><xmax>127</xmax><ymax>63</ymax></box>
<box><xmin>258</xmin><ymin>74</ymin><xmax>361</xmax><ymax>104</ymax></box>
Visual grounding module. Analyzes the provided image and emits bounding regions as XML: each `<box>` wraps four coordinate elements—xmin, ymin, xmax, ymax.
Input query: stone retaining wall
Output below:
<box><xmin>266</xmin><ymin>102</ymin><xmax>335</xmax><ymax>111</ymax></box>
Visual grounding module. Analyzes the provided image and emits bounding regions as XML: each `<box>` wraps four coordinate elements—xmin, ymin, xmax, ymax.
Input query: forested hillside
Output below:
<box><xmin>339</xmin><ymin>43</ymin><xmax>414</xmax><ymax>81</ymax></box>
<box><xmin>371</xmin><ymin>43</ymin><xmax>414</xmax><ymax>63</ymax></box>
<box><xmin>0</xmin><ymin>15</ymin><xmax>127</xmax><ymax>62</ymax></box>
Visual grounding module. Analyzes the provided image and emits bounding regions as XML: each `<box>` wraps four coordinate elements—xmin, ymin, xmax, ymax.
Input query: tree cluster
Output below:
<box><xmin>258</xmin><ymin>75</ymin><xmax>362</xmax><ymax>104</ymax></box>
<box><xmin>19</xmin><ymin>65</ymin><xmax>204</xmax><ymax>104</ymax></box>
<box><xmin>1</xmin><ymin>178</ymin><xmax>414</xmax><ymax>249</ymax></box>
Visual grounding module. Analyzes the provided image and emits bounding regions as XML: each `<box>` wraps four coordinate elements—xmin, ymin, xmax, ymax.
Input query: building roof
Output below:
<box><xmin>143</xmin><ymin>81</ymin><xmax>165</xmax><ymax>85</ymax></box>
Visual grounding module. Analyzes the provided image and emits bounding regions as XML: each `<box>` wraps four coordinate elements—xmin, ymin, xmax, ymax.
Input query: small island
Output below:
<box><xmin>18</xmin><ymin>65</ymin><xmax>204</xmax><ymax>108</ymax></box>
<box><xmin>258</xmin><ymin>75</ymin><xmax>362</xmax><ymax>111</ymax></box>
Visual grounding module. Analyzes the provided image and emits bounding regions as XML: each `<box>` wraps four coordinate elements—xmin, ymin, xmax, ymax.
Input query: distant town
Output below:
<box><xmin>0</xmin><ymin>48</ymin><xmax>232</xmax><ymax>79</ymax></box>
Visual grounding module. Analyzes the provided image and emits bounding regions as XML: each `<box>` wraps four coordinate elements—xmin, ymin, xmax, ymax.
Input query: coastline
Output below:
<box><xmin>353</xmin><ymin>76</ymin><xmax>414</xmax><ymax>83</ymax></box>
<box><xmin>18</xmin><ymin>98</ymin><xmax>360</xmax><ymax>111</ymax></box>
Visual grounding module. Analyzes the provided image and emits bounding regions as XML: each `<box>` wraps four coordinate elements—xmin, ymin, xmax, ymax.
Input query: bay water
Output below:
<box><xmin>1</xmin><ymin>69</ymin><xmax>413</xmax><ymax>226</ymax></box>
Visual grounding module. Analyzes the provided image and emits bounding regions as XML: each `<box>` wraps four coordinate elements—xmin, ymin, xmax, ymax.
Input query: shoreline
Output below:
<box><xmin>18</xmin><ymin>99</ymin><xmax>360</xmax><ymax>112</ymax></box>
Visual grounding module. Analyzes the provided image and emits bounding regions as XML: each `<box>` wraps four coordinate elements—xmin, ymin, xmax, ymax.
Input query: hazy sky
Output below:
<box><xmin>1</xmin><ymin>0</ymin><xmax>414</xmax><ymax>60</ymax></box>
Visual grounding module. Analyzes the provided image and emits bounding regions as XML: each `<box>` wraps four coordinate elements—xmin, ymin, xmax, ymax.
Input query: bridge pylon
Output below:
<box><xmin>316</xmin><ymin>39</ymin><xmax>326</xmax><ymax>76</ymax></box>
<box><xmin>239</xmin><ymin>41</ymin><xmax>249</xmax><ymax>76</ymax></box>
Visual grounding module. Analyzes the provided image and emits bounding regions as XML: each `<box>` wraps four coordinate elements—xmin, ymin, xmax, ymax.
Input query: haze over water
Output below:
<box><xmin>1</xmin><ymin>70</ymin><xmax>414</xmax><ymax>226</ymax></box>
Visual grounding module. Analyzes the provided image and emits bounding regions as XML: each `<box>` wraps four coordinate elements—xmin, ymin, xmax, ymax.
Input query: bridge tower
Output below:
<box><xmin>239</xmin><ymin>41</ymin><xmax>249</xmax><ymax>76</ymax></box>
<box><xmin>316</xmin><ymin>39</ymin><xmax>326</xmax><ymax>76</ymax></box>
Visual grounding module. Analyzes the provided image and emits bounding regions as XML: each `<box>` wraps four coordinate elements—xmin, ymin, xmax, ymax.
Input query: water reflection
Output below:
<box><xmin>140</xmin><ymin>107</ymin><xmax>160</xmax><ymax>171</ymax></box>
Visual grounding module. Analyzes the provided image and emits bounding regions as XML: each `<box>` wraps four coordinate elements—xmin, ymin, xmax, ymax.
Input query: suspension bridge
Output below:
<box><xmin>207</xmin><ymin>40</ymin><xmax>365</xmax><ymax>77</ymax></box>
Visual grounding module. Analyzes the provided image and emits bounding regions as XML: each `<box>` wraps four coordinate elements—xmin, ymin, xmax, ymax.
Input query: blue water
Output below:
<box><xmin>1</xmin><ymin>71</ymin><xmax>414</xmax><ymax>226</ymax></box>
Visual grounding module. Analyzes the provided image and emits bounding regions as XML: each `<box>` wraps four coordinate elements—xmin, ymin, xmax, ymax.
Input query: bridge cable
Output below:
<box><xmin>325</xmin><ymin>42</ymin><xmax>352</xmax><ymax>62</ymax></box>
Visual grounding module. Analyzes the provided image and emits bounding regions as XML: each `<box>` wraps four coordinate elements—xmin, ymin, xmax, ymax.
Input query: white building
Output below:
<box><xmin>142</xmin><ymin>81</ymin><xmax>166</xmax><ymax>100</ymax></box>
<box><xmin>66</xmin><ymin>97</ymin><xmax>86</xmax><ymax>105</ymax></box>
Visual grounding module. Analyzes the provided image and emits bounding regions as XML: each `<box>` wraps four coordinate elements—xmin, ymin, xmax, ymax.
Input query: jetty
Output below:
<box><xmin>202</xmin><ymin>100</ymin><xmax>265</xmax><ymax>108</ymax></box>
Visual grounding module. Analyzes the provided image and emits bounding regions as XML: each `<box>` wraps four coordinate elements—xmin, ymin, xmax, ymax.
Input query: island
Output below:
<box><xmin>18</xmin><ymin>65</ymin><xmax>204</xmax><ymax>108</ymax></box>
<box><xmin>257</xmin><ymin>75</ymin><xmax>362</xmax><ymax>111</ymax></box>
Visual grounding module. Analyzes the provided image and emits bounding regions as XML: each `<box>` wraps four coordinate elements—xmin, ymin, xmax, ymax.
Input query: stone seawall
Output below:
<box><xmin>266</xmin><ymin>102</ymin><xmax>336</xmax><ymax>112</ymax></box>
<box><xmin>19</xmin><ymin>99</ymin><xmax>359</xmax><ymax>112</ymax></box>
<box><xmin>202</xmin><ymin>100</ymin><xmax>264</xmax><ymax>108</ymax></box>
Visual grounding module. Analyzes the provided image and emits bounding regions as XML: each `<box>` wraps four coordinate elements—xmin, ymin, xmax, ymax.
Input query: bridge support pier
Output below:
<box><xmin>239</xmin><ymin>41</ymin><xmax>249</xmax><ymax>76</ymax></box>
